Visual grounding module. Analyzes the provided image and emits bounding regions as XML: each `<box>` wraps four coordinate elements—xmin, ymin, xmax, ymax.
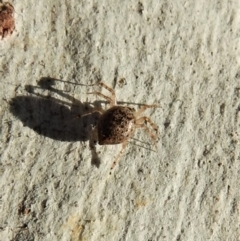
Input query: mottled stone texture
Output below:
<box><xmin>0</xmin><ymin>1</ymin><xmax>239</xmax><ymax>240</ymax></box>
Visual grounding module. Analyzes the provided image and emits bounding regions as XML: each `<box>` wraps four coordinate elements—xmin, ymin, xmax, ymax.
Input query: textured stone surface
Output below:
<box><xmin>0</xmin><ymin>1</ymin><xmax>240</xmax><ymax>240</ymax></box>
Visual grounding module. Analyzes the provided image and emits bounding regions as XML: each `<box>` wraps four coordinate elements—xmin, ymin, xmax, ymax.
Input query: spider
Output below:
<box><xmin>87</xmin><ymin>82</ymin><xmax>158</xmax><ymax>172</ymax></box>
<box><xmin>0</xmin><ymin>2</ymin><xmax>15</xmax><ymax>39</ymax></box>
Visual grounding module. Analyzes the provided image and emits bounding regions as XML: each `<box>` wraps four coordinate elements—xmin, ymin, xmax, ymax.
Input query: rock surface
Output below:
<box><xmin>0</xmin><ymin>1</ymin><xmax>240</xmax><ymax>240</ymax></box>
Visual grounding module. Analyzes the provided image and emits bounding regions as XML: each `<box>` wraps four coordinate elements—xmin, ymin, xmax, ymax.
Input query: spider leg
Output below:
<box><xmin>87</xmin><ymin>91</ymin><xmax>112</xmax><ymax>103</ymax></box>
<box><xmin>135</xmin><ymin>122</ymin><xmax>158</xmax><ymax>149</ymax></box>
<box><xmin>110</xmin><ymin>140</ymin><xmax>128</xmax><ymax>174</ymax></box>
<box><xmin>97</xmin><ymin>82</ymin><xmax>116</xmax><ymax>106</ymax></box>
<box><xmin>89</xmin><ymin>82</ymin><xmax>116</xmax><ymax>107</ymax></box>
<box><xmin>135</xmin><ymin>116</ymin><xmax>158</xmax><ymax>149</ymax></box>
<box><xmin>89</xmin><ymin>82</ymin><xmax>122</xmax><ymax>107</ymax></box>
<box><xmin>80</xmin><ymin>109</ymin><xmax>103</xmax><ymax>118</ymax></box>
<box><xmin>134</xmin><ymin>104</ymin><xmax>159</xmax><ymax>117</ymax></box>
<box><xmin>87</xmin><ymin>91</ymin><xmax>115</xmax><ymax>107</ymax></box>
<box><xmin>136</xmin><ymin>116</ymin><xmax>158</xmax><ymax>133</ymax></box>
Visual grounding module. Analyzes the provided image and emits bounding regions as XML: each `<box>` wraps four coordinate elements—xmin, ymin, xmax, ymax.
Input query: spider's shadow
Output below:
<box><xmin>9</xmin><ymin>77</ymin><xmax>103</xmax><ymax>166</ymax></box>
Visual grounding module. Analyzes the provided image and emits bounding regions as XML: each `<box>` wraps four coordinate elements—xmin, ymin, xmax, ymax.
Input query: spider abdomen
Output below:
<box><xmin>98</xmin><ymin>106</ymin><xmax>136</xmax><ymax>145</ymax></box>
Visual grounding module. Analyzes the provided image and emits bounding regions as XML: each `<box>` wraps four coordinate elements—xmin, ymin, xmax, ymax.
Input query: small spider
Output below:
<box><xmin>0</xmin><ymin>2</ymin><xmax>15</xmax><ymax>39</ymax></box>
<box><xmin>88</xmin><ymin>82</ymin><xmax>158</xmax><ymax>171</ymax></box>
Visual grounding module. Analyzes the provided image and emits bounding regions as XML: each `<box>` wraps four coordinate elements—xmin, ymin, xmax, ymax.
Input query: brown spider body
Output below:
<box><xmin>0</xmin><ymin>3</ymin><xmax>15</xmax><ymax>39</ymax></box>
<box><xmin>88</xmin><ymin>82</ymin><xmax>158</xmax><ymax>171</ymax></box>
<box><xmin>98</xmin><ymin>106</ymin><xmax>136</xmax><ymax>145</ymax></box>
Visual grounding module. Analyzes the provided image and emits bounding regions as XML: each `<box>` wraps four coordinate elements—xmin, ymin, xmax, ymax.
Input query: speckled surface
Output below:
<box><xmin>0</xmin><ymin>1</ymin><xmax>240</xmax><ymax>240</ymax></box>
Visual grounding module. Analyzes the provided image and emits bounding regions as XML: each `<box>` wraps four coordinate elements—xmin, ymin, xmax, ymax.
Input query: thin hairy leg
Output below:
<box><xmin>97</xmin><ymin>82</ymin><xmax>116</xmax><ymax>106</ymax></box>
<box><xmin>135</xmin><ymin>122</ymin><xmax>158</xmax><ymax>149</ymax></box>
<box><xmin>134</xmin><ymin>104</ymin><xmax>158</xmax><ymax>117</ymax></box>
<box><xmin>110</xmin><ymin>140</ymin><xmax>128</xmax><ymax>174</ymax></box>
